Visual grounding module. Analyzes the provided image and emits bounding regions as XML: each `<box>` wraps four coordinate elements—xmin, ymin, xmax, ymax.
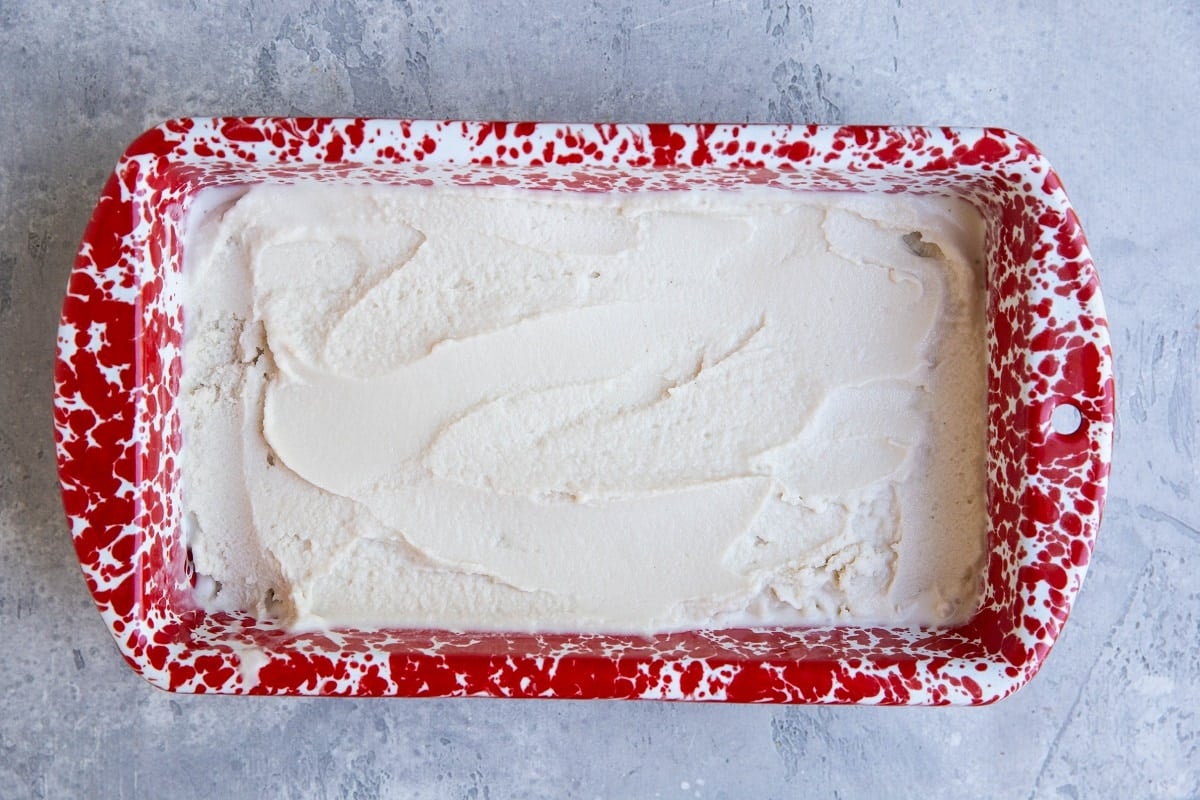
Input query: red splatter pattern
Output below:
<box><xmin>54</xmin><ymin>120</ymin><xmax>1113</xmax><ymax>703</ymax></box>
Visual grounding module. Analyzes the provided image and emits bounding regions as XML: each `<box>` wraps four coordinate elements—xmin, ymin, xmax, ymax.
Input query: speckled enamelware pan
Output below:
<box><xmin>53</xmin><ymin>119</ymin><xmax>1113</xmax><ymax>703</ymax></box>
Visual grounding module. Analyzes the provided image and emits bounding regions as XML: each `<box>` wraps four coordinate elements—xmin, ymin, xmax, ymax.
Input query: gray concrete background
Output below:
<box><xmin>1</xmin><ymin>1</ymin><xmax>1196</xmax><ymax>797</ymax></box>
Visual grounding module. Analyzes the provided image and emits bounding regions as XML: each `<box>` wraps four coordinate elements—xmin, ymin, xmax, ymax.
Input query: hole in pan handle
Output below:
<box><xmin>1050</xmin><ymin>402</ymin><xmax>1083</xmax><ymax>437</ymax></box>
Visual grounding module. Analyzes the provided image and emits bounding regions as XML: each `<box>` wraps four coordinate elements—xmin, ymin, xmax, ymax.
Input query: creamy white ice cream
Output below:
<box><xmin>180</xmin><ymin>181</ymin><xmax>987</xmax><ymax>633</ymax></box>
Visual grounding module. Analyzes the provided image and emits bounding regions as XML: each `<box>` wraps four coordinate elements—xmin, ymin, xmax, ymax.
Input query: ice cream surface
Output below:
<box><xmin>180</xmin><ymin>181</ymin><xmax>987</xmax><ymax>633</ymax></box>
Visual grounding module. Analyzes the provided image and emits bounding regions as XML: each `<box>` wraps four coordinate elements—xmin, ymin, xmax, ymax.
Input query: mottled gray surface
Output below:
<box><xmin>0</xmin><ymin>1</ymin><xmax>1196</xmax><ymax>798</ymax></box>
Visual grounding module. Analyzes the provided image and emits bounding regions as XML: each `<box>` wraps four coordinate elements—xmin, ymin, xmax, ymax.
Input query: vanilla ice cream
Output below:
<box><xmin>180</xmin><ymin>181</ymin><xmax>987</xmax><ymax>633</ymax></box>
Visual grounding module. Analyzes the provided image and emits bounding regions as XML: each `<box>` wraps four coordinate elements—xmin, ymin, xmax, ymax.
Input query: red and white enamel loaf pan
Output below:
<box><xmin>53</xmin><ymin>120</ymin><xmax>1113</xmax><ymax>703</ymax></box>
